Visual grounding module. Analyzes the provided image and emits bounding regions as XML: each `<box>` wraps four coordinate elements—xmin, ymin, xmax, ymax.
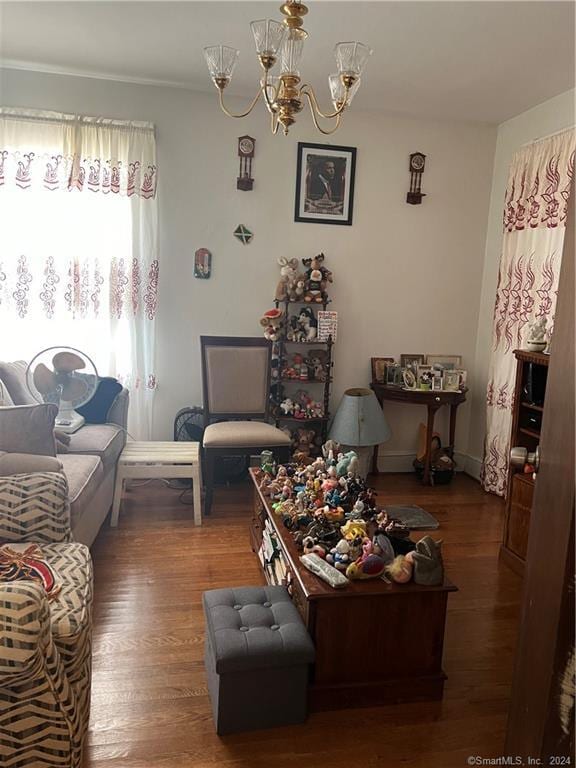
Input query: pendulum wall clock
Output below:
<box><xmin>406</xmin><ymin>151</ymin><xmax>426</xmax><ymax>205</ymax></box>
<box><xmin>237</xmin><ymin>135</ymin><xmax>255</xmax><ymax>191</ymax></box>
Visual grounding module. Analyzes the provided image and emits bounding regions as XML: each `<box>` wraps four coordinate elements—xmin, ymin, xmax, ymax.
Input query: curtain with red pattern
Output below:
<box><xmin>481</xmin><ymin>129</ymin><xmax>575</xmax><ymax>496</ymax></box>
<box><xmin>0</xmin><ymin>108</ymin><xmax>159</xmax><ymax>438</ymax></box>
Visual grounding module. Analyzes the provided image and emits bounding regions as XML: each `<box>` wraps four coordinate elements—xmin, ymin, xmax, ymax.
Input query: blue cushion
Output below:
<box><xmin>76</xmin><ymin>377</ymin><xmax>122</xmax><ymax>424</ymax></box>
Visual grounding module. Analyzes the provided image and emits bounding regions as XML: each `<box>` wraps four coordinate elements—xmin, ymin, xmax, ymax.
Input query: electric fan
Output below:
<box><xmin>26</xmin><ymin>347</ymin><xmax>99</xmax><ymax>434</ymax></box>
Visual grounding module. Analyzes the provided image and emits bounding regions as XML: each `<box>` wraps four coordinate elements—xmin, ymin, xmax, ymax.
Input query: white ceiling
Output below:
<box><xmin>0</xmin><ymin>1</ymin><xmax>574</xmax><ymax>123</ymax></box>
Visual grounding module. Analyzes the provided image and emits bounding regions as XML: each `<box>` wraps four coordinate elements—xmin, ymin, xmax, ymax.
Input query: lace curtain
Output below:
<box><xmin>0</xmin><ymin>108</ymin><xmax>159</xmax><ymax>438</ymax></box>
<box><xmin>481</xmin><ymin>129</ymin><xmax>575</xmax><ymax>495</ymax></box>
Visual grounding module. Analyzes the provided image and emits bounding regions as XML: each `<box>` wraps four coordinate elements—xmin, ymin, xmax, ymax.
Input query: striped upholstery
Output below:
<box><xmin>0</xmin><ymin>473</ymin><xmax>92</xmax><ymax>767</ymax></box>
<box><xmin>0</xmin><ymin>472</ymin><xmax>70</xmax><ymax>543</ymax></box>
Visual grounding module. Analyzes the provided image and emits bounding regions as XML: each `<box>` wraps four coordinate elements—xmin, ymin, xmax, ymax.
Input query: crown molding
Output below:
<box><xmin>1</xmin><ymin>59</ymin><xmax>200</xmax><ymax>91</ymax></box>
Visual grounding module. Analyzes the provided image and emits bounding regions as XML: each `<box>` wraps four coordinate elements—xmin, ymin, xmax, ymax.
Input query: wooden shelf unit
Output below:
<box><xmin>500</xmin><ymin>349</ymin><xmax>549</xmax><ymax>575</ymax></box>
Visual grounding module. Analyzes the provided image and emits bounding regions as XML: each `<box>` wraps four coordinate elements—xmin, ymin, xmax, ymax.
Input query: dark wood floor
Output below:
<box><xmin>87</xmin><ymin>473</ymin><xmax>522</xmax><ymax>767</ymax></box>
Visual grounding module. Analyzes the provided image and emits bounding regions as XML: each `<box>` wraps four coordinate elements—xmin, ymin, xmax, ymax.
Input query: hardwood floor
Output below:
<box><xmin>87</xmin><ymin>473</ymin><xmax>522</xmax><ymax>767</ymax></box>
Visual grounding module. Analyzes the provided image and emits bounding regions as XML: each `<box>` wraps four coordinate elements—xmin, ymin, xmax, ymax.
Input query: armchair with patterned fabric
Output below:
<box><xmin>0</xmin><ymin>471</ymin><xmax>93</xmax><ymax>768</ymax></box>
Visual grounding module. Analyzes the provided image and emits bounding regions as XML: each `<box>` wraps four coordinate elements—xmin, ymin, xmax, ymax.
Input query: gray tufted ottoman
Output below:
<box><xmin>203</xmin><ymin>585</ymin><xmax>315</xmax><ymax>735</ymax></box>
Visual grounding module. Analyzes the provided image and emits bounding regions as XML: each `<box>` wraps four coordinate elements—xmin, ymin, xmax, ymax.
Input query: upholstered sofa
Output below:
<box><xmin>0</xmin><ymin>471</ymin><xmax>93</xmax><ymax>767</ymax></box>
<box><xmin>0</xmin><ymin>361</ymin><xmax>128</xmax><ymax>546</ymax></box>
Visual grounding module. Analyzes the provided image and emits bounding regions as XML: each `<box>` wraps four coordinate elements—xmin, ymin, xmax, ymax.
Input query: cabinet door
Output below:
<box><xmin>506</xmin><ymin>475</ymin><xmax>534</xmax><ymax>560</ymax></box>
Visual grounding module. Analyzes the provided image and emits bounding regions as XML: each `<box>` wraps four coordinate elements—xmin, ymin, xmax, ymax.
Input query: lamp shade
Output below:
<box><xmin>329</xmin><ymin>387</ymin><xmax>391</xmax><ymax>447</ymax></box>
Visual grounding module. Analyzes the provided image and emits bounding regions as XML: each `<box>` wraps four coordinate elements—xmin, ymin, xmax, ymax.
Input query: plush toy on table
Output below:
<box><xmin>302</xmin><ymin>253</ymin><xmax>333</xmax><ymax>304</ymax></box>
<box><xmin>326</xmin><ymin>538</ymin><xmax>351</xmax><ymax>572</ymax></box>
<box><xmin>336</xmin><ymin>451</ymin><xmax>359</xmax><ymax>478</ymax></box>
<box><xmin>411</xmin><ymin>536</ymin><xmax>444</xmax><ymax>586</ymax></box>
<box><xmin>346</xmin><ymin>548</ymin><xmax>387</xmax><ymax>580</ymax></box>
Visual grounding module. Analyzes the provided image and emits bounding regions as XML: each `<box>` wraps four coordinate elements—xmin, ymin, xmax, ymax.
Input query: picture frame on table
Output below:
<box><xmin>432</xmin><ymin>374</ymin><xmax>443</xmax><ymax>391</ymax></box>
<box><xmin>386</xmin><ymin>363</ymin><xmax>402</xmax><ymax>386</ymax></box>
<box><xmin>295</xmin><ymin>142</ymin><xmax>357</xmax><ymax>226</ymax></box>
<box><xmin>426</xmin><ymin>354</ymin><xmax>462</xmax><ymax>371</ymax></box>
<box><xmin>402</xmin><ymin>368</ymin><xmax>417</xmax><ymax>390</ymax></box>
<box><xmin>371</xmin><ymin>357</ymin><xmax>395</xmax><ymax>384</ymax></box>
<box><xmin>417</xmin><ymin>365</ymin><xmax>434</xmax><ymax>390</ymax></box>
<box><xmin>456</xmin><ymin>369</ymin><xmax>468</xmax><ymax>388</ymax></box>
<box><xmin>443</xmin><ymin>370</ymin><xmax>461</xmax><ymax>391</ymax></box>
<box><xmin>400</xmin><ymin>354</ymin><xmax>425</xmax><ymax>370</ymax></box>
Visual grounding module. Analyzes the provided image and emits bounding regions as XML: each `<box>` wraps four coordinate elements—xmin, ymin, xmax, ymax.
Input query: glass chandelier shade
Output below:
<box><xmin>329</xmin><ymin>73</ymin><xmax>361</xmax><ymax>107</ymax></box>
<box><xmin>203</xmin><ymin>45</ymin><xmax>239</xmax><ymax>80</ymax></box>
<box><xmin>334</xmin><ymin>41</ymin><xmax>373</xmax><ymax>77</ymax></box>
<box><xmin>280</xmin><ymin>31</ymin><xmax>305</xmax><ymax>76</ymax></box>
<box><xmin>250</xmin><ymin>19</ymin><xmax>286</xmax><ymax>56</ymax></box>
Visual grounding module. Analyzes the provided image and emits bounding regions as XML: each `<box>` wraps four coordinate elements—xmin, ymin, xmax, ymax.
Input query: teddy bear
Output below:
<box><xmin>297</xmin><ymin>307</ymin><xmax>318</xmax><ymax>341</ymax></box>
<box><xmin>302</xmin><ymin>253</ymin><xmax>333</xmax><ymax>303</ymax></box>
<box><xmin>294</xmin><ymin>427</ymin><xmax>316</xmax><ymax>457</ymax></box>
<box><xmin>307</xmin><ymin>348</ymin><xmax>328</xmax><ymax>381</ymax></box>
<box><xmin>259</xmin><ymin>308</ymin><xmax>284</xmax><ymax>342</ymax></box>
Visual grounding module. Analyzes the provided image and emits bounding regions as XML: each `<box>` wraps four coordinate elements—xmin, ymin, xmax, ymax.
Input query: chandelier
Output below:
<box><xmin>203</xmin><ymin>1</ymin><xmax>372</xmax><ymax>136</ymax></box>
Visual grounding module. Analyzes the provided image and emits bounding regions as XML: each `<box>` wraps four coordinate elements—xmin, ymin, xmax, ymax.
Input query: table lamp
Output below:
<box><xmin>329</xmin><ymin>387</ymin><xmax>391</xmax><ymax>478</ymax></box>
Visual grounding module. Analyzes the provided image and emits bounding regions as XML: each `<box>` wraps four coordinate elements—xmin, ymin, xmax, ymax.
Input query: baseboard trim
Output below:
<box><xmin>375</xmin><ymin>449</ymin><xmax>468</xmax><ymax>474</ymax></box>
<box><xmin>463</xmin><ymin>454</ymin><xmax>483</xmax><ymax>481</ymax></box>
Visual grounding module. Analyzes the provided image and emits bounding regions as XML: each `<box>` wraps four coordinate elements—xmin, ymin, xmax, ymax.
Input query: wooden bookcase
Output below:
<box><xmin>500</xmin><ymin>349</ymin><xmax>549</xmax><ymax>575</ymax></box>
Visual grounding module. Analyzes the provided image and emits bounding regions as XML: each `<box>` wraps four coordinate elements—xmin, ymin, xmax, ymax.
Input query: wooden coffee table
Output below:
<box><xmin>111</xmin><ymin>441</ymin><xmax>202</xmax><ymax>527</ymax></box>
<box><xmin>249</xmin><ymin>468</ymin><xmax>457</xmax><ymax>711</ymax></box>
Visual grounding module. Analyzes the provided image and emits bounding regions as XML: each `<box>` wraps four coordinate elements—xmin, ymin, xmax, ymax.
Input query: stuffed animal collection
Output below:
<box><xmin>256</xmin><ymin>444</ymin><xmax>444</xmax><ymax>589</ymax></box>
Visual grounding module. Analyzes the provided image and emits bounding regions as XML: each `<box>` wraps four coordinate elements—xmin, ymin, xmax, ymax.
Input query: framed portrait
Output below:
<box><xmin>400</xmin><ymin>354</ymin><xmax>425</xmax><ymax>370</ymax></box>
<box><xmin>426</xmin><ymin>354</ymin><xmax>462</xmax><ymax>371</ymax></box>
<box><xmin>371</xmin><ymin>357</ymin><xmax>395</xmax><ymax>384</ymax></box>
<box><xmin>295</xmin><ymin>142</ymin><xmax>357</xmax><ymax>226</ymax></box>
<box><xmin>417</xmin><ymin>365</ymin><xmax>434</xmax><ymax>390</ymax></box>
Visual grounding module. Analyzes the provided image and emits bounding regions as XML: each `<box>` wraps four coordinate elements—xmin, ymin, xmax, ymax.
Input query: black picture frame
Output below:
<box><xmin>294</xmin><ymin>142</ymin><xmax>357</xmax><ymax>226</ymax></box>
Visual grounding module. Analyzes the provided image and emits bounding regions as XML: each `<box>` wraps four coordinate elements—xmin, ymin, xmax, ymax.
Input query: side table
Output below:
<box><xmin>370</xmin><ymin>383</ymin><xmax>468</xmax><ymax>485</ymax></box>
<box><xmin>111</xmin><ymin>441</ymin><xmax>202</xmax><ymax>527</ymax></box>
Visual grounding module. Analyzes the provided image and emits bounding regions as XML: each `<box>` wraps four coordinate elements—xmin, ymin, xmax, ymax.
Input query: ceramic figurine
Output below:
<box><xmin>346</xmin><ymin>553</ymin><xmax>386</xmax><ymax>580</ymax></box>
<box><xmin>302</xmin><ymin>535</ymin><xmax>327</xmax><ymax>558</ymax></box>
<box><xmin>322</xmin><ymin>439</ymin><xmax>340</xmax><ymax>464</ymax></box>
<box><xmin>412</xmin><ymin>536</ymin><xmax>444</xmax><ymax>586</ymax></box>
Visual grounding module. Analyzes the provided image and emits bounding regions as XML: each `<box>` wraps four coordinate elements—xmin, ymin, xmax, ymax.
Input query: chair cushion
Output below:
<box><xmin>0</xmin><ymin>451</ymin><xmax>63</xmax><ymax>477</ymax></box>
<box><xmin>66</xmin><ymin>424</ymin><xmax>126</xmax><ymax>471</ymax></box>
<box><xmin>59</xmin><ymin>454</ymin><xmax>103</xmax><ymax>528</ymax></box>
<box><xmin>203</xmin><ymin>421</ymin><xmax>291</xmax><ymax>448</ymax></box>
<box><xmin>0</xmin><ymin>380</ymin><xmax>14</xmax><ymax>406</ymax></box>
<box><xmin>203</xmin><ymin>586</ymin><xmax>315</xmax><ymax>673</ymax></box>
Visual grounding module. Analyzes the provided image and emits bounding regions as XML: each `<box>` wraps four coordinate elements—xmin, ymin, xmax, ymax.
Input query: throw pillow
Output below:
<box><xmin>76</xmin><ymin>377</ymin><xmax>122</xmax><ymax>424</ymax></box>
<box><xmin>0</xmin><ymin>404</ymin><xmax>58</xmax><ymax>456</ymax></box>
<box><xmin>0</xmin><ymin>380</ymin><xmax>14</xmax><ymax>406</ymax></box>
<box><xmin>0</xmin><ymin>360</ymin><xmax>36</xmax><ymax>405</ymax></box>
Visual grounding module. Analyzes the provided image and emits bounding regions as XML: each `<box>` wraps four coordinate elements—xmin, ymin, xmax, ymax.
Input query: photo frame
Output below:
<box><xmin>295</xmin><ymin>142</ymin><xmax>356</xmax><ymax>226</ymax></box>
<box><xmin>386</xmin><ymin>363</ymin><xmax>402</xmax><ymax>386</ymax></box>
<box><xmin>400</xmin><ymin>354</ymin><xmax>425</xmax><ymax>370</ymax></box>
<box><xmin>443</xmin><ymin>370</ymin><xmax>461</xmax><ymax>391</ymax></box>
<box><xmin>417</xmin><ymin>365</ymin><xmax>434</xmax><ymax>390</ymax></box>
<box><xmin>426</xmin><ymin>354</ymin><xmax>462</xmax><ymax>371</ymax></box>
<box><xmin>403</xmin><ymin>369</ymin><xmax>417</xmax><ymax>389</ymax></box>
<box><xmin>194</xmin><ymin>248</ymin><xmax>212</xmax><ymax>279</ymax></box>
<box><xmin>371</xmin><ymin>357</ymin><xmax>395</xmax><ymax>384</ymax></box>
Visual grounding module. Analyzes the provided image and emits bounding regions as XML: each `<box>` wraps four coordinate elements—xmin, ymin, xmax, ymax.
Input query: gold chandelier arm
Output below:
<box><xmin>261</xmin><ymin>69</ymin><xmax>278</xmax><ymax>115</ymax></box>
<box><xmin>218</xmin><ymin>87</ymin><xmax>262</xmax><ymax>119</ymax></box>
<box><xmin>300</xmin><ymin>84</ymin><xmax>348</xmax><ymax>120</ymax></box>
<box><xmin>303</xmin><ymin>91</ymin><xmax>343</xmax><ymax>135</ymax></box>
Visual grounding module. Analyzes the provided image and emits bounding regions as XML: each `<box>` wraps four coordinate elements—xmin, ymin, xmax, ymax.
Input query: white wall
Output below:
<box><xmin>1</xmin><ymin>68</ymin><xmax>497</xmax><ymax>467</ymax></box>
<box><xmin>466</xmin><ymin>89</ymin><xmax>575</xmax><ymax>479</ymax></box>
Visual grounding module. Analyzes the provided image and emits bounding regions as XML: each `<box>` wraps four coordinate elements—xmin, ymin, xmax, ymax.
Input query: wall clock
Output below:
<box><xmin>237</xmin><ymin>135</ymin><xmax>255</xmax><ymax>191</ymax></box>
<box><xmin>407</xmin><ymin>152</ymin><xmax>426</xmax><ymax>205</ymax></box>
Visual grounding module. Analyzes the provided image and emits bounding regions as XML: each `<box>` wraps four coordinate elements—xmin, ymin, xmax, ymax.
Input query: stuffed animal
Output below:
<box><xmin>385</xmin><ymin>553</ymin><xmax>414</xmax><ymax>584</ymax></box>
<box><xmin>302</xmin><ymin>253</ymin><xmax>333</xmax><ymax>303</ymax></box>
<box><xmin>302</xmin><ymin>535</ymin><xmax>326</xmax><ymax>558</ymax></box>
<box><xmin>294</xmin><ymin>427</ymin><xmax>316</xmax><ymax>457</ymax></box>
<box><xmin>346</xmin><ymin>553</ymin><xmax>386</xmax><ymax>580</ymax></box>
<box><xmin>326</xmin><ymin>538</ymin><xmax>351</xmax><ymax>571</ymax></box>
<box><xmin>411</xmin><ymin>536</ymin><xmax>444</xmax><ymax>586</ymax></box>
<box><xmin>336</xmin><ymin>451</ymin><xmax>359</xmax><ymax>478</ymax></box>
<box><xmin>260</xmin><ymin>308</ymin><xmax>284</xmax><ymax>342</ymax></box>
<box><xmin>307</xmin><ymin>349</ymin><xmax>328</xmax><ymax>381</ymax></box>
<box><xmin>297</xmin><ymin>308</ymin><xmax>318</xmax><ymax>341</ymax></box>
<box><xmin>275</xmin><ymin>257</ymin><xmax>299</xmax><ymax>302</ymax></box>
<box><xmin>280</xmin><ymin>398</ymin><xmax>294</xmax><ymax>415</ymax></box>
